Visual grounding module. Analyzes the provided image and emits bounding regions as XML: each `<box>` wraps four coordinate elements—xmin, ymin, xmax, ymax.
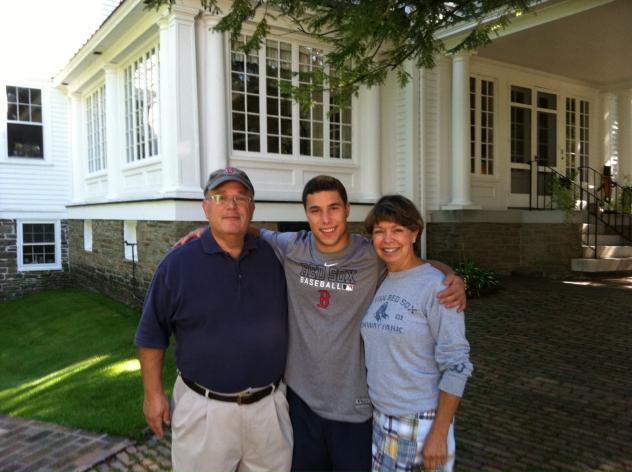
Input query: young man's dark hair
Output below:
<box><xmin>301</xmin><ymin>175</ymin><xmax>348</xmax><ymax>208</ymax></box>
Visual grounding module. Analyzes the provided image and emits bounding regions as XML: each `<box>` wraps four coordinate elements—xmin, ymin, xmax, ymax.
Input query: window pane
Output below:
<box><xmin>510</xmin><ymin>107</ymin><xmax>531</xmax><ymax>163</ymax></box>
<box><xmin>247</xmin><ymin>94</ymin><xmax>259</xmax><ymax>113</ymax></box>
<box><xmin>232</xmin><ymin>73</ymin><xmax>245</xmax><ymax>92</ymax></box>
<box><xmin>537</xmin><ymin>92</ymin><xmax>557</xmax><ymax>110</ymax></box>
<box><xmin>7</xmin><ymin>123</ymin><xmax>43</xmax><ymax>158</ymax></box>
<box><xmin>31</xmin><ymin>89</ymin><xmax>41</xmax><ymax>105</ymax></box>
<box><xmin>247</xmin><ymin>134</ymin><xmax>260</xmax><ymax>152</ymax></box>
<box><xmin>281</xmin><ymin>137</ymin><xmax>292</xmax><ymax>155</ymax></box>
<box><xmin>18</xmin><ymin>88</ymin><xmax>29</xmax><ymax>103</ymax></box>
<box><xmin>511</xmin><ymin>86</ymin><xmax>531</xmax><ymax>105</ymax></box>
<box><xmin>18</xmin><ymin>105</ymin><xmax>30</xmax><ymax>121</ymax></box>
<box><xmin>6</xmin><ymin>86</ymin><xmax>17</xmax><ymax>103</ymax></box>
<box><xmin>267</xmin><ymin>117</ymin><xmax>279</xmax><ymax>135</ymax></box>
<box><xmin>233</xmin><ymin>132</ymin><xmax>246</xmax><ymax>151</ymax></box>
<box><xmin>281</xmin><ymin>119</ymin><xmax>292</xmax><ymax>136</ymax></box>
<box><xmin>268</xmin><ymin>136</ymin><xmax>279</xmax><ymax>153</ymax></box>
<box><xmin>7</xmin><ymin>104</ymin><xmax>17</xmax><ymax>120</ymax></box>
<box><xmin>537</xmin><ymin>111</ymin><xmax>556</xmax><ymax>166</ymax></box>
<box><xmin>31</xmin><ymin>105</ymin><xmax>42</xmax><ymax>123</ymax></box>
<box><xmin>246</xmin><ymin>74</ymin><xmax>259</xmax><ymax>94</ymax></box>
<box><xmin>267</xmin><ymin>97</ymin><xmax>278</xmax><ymax>116</ymax></box>
<box><xmin>233</xmin><ymin>93</ymin><xmax>245</xmax><ymax>112</ymax></box>
<box><xmin>232</xmin><ymin>113</ymin><xmax>245</xmax><ymax>132</ymax></box>
<box><xmin>247</xmin><ymin>114</ymin><xmax>260</xmax><ymax>133</ymax></box>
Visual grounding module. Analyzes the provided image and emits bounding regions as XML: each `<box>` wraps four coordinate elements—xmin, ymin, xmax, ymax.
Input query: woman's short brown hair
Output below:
<box><xmin>364</xmin><ymin>194</ymin><xmax>424</xmax><ymax>241</ymax></box>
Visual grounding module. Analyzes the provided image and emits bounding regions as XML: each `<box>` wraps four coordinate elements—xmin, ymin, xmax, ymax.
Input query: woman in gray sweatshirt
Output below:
<box><xmin>361</xmin><ymin>195</ymin><xmax>473</xmax><ymax>472</ymax></box>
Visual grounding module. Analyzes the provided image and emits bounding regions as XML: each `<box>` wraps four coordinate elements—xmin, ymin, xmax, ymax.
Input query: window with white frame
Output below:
<box><xmin>6</xmin><ymin>86</ymin><xmax>43</xmax><ymax>158</ymax></box>
<box><xmin>86</xmin><ymin>85</ymin><xmax>107</xmax><ymax>173</ymax></box>
<box><xmin>123</xmin><ymin>220</ymin><xmax>138</xmax><ymax>261</ymax></box>
<box><xmin>565</xmin><ymin>97</ymin><xmax>589</xmax><ymax>180</ymax></box>
<box><xmin>230</xmin><ymin>36</ymin><xmax>352</xmax><ymax>160</ymax></box>
<box><xmin>469</xmin><ymin>77</ymin><xmax>495</xmax><ymax>175</ymax></box>
<box><xmin>83</xmin><ymin>220</ymin><xmax>93</xmax><ymax>252</ymax></box>
<box><xmin>124</xmin><ymin>46</ymin><xmax>160</xmax><ymax>163</ymax></box>
<box><xmin>17</xmin><ymin>221</ymin><xmax>61</xmax><ymax>271</ymax></box>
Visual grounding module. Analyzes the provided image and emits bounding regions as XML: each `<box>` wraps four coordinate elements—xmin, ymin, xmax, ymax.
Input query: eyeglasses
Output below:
<box><xmin>207</xmin><ymin>194</ymin><xmax>252</xmax><ymax>207</ymax></box>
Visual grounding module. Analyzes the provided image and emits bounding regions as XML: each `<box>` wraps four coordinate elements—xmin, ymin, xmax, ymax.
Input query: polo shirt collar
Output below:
<box><xmin>200</xmin><ymin>226</ymin><xmax>257</xmax><ymax>256</ymax></box>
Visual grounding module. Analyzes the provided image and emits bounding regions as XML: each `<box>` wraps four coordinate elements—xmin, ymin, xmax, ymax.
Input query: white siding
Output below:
<box><xmin>422</xmin><ymin>67</ymin><xmax>441</xmax><ymax>211</ymax></box>
<box><xmin>0</xmin><ymin>83</ymin><xmax>70</xmax><ymax>218</ymax></box>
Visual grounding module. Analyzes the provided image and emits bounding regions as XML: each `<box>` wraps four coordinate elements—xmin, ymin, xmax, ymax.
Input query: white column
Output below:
<box><xmin>448</xmin><ymin>53</ymin><xmax>474</xmax><ymax>207</ymax></box>
<box><xmin>104</xmin><ymin>64</ymin><xmax>121</xmax><ymax>200</ymax></box>
<box><xmin>69</xmin><ymin>93</ymin><xmax>84</xmax><ymax>203</ymax></box>
<box><xmin>358</xmin><ymin>84</ymin><xmax>381</xmax><ymax>201</ymax></box>
<box><xmin>616</xmin><ymin>90</ymin><xmax>632</xmax><ymax>183</ymax></box>
<box><xmin>198</xmin><ymin>14</ymin><xmax>228</xmax><ymax>181</ymax></box>
<box><xmin>159</xmin><ymin>5</ymin><xmax>202</xmax><ymax>197</ymax></box>
<box><xmin>601</xmin><ymin>92</ymin><xmax>618</xmax><ymax>176</ymax></box>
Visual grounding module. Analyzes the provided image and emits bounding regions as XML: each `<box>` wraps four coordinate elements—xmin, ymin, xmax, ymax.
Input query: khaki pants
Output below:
<box><xmin>171</xmin><ymin>376</ymin><xmax>293</xmax><ymax>472</ymax></box>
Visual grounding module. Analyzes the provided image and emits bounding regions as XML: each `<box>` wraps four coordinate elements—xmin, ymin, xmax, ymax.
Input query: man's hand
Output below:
<box><xmin>437</xmin><ymin>274</ymin><xmax>466</xmax><ymax>312</ymax></box>
<box><xmin>143</xmin><ymin>390</ymin><xmax>171</xmax><ymax>438</ymax></box>
<box><xmin>174</xmin><ymin>227</ymin><xmax>205</xmax><ymax>247</ymax></box>
<box><xmin>421</xmin><ymin>429</ymin><xmax>448</xmax><ymax>470</ymax></box>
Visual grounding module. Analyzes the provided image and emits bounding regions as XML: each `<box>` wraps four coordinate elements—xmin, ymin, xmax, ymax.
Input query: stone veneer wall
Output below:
<box><xmin>0</xmin><ymin>219</ymin><xmax>71</xmax><ymax>301</ymax></box>
<box><xmin>427</xmin><ymin>222</ymin><xmax>582</xmax><ymax>277</ymax></box>
<box><xmin>67</xmin><ymin>219</ymin><xmax>285</xmax><ymax>308</ymax></box>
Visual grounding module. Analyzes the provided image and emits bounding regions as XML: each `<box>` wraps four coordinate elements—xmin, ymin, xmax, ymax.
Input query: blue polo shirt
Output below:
<box><xmin>135</xmin><ymin>227</ymin><xmax>288</xmax><ymax>392</ymax></box>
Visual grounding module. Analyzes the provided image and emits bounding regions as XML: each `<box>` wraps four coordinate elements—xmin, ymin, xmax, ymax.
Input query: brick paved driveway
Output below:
<box><xmin>456</xmin><ymin>275</ymin><xmax>632</xmax><ymax>471</ymax></box>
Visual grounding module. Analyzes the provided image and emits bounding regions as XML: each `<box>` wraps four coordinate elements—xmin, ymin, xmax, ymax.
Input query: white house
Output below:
<box><xmin>7</xmin><ymin>0</ymin><xmax>627</xmax><ymax>303</ymax></box>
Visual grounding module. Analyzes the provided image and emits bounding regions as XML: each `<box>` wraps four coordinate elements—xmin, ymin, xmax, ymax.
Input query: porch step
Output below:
<box><xmin>581</xmin><ymin>245</ymin><xmax>632</xmax><ymax>258</ymax></box>
<box><xmin>581</xmin><ymin>222</ymin><xmax>620</xmax><ymax>235</ymax></box>
<box><xmin>571</xmin><ymin>257</ymin><xmax>632</xmax><ymax>272</ymax></box>
<box><xmin>583</xmin><ymin>234</ymin><xmax>626</xmax><ymax>246</ymax></box>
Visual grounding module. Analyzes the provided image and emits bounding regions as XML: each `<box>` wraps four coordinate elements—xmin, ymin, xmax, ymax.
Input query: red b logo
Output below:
<box><xmin>318</xmin><ymin>290</ymin><xmax>330</xmax><ymax>309</ymax></box>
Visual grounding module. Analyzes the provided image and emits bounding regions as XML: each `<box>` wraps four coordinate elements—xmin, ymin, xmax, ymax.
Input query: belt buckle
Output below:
<box><xmin>236</xmin><ymin>390</ymin><xmax>252</xmax><ymax>405</ymax></box>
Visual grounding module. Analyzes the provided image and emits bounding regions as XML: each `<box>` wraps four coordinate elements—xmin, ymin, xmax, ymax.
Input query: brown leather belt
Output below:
<box><xmin>180</xmin><ymin>375</ymin><xmax>279</xmax><ymax>405</ymax></box>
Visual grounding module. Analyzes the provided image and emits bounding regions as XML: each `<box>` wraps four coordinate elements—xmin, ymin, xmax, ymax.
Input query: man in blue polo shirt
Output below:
<box><xmin>135</xmin><ymin>167</ymin><xmax>291</xmax><ymax>472</ymax></box>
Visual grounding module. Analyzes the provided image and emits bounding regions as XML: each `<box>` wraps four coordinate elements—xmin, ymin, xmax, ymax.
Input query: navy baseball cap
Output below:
<box><xmin>204</xmin><ymin>167</ymin><xmax>255</xmax><ymax>196</ymax></box>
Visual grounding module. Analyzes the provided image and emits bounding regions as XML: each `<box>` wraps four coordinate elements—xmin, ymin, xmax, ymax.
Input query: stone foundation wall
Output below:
<box><xmin>0</xmin><ymin>219</ymin><xmax>71</xmax><ymax>301</ymax></box>
<box><xmin>427</xmin><ymin>222</ymin><xmax>582</xmax><ymax>277</ymax></box>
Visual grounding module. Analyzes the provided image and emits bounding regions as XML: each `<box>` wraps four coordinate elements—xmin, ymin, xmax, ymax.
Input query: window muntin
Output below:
<box><xmin>86</xmin><ymin>85</ymin><xmax>107</xmax><ymax>173</ymax></box>
<box><xmin>6</xmin><ymin>86</ymin><xmax>43</xmax><ymax>158</ymax></box>
<box><xmin>124</xmin><ymin>46</ymin><xmax>160</xmax><ymax>163</ymax></box>
<box><xmin>299</xmin><ymin>46</ymin><xmax>325</xmax><ymax>158</ymax></box>
<box><xmin>229</xmin><ymin>36</ymin><xmax>352</xmax><ymax>161</ymax></box>
<box><xmin>266</xmin><ymin>40</ymin><xmax>293</xmax><ymax>155</ymax></box>
<box><xmin>231</xmin><ymin>36</ymin><xmax>260</xmax><ymax>152</ymax></box>
<box><xmin>17</xmin><ymin>221</ymin><xmax>61</xmax><ymax>271</ymax></box>
<box><xmin>469</xmin><ymin>77</ymin><xmax>494</xmax><ymax>175</ymax></box>
<box><xmin>329</xmin><ymin>90</ymin><xmax>352</xmax><ymax>160</ymax></box>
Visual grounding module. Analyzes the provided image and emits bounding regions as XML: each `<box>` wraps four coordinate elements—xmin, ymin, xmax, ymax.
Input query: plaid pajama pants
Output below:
<box><xmin>371</xmin><ymin>409</ymin><xmax>455</xmax><ymax>472</ymax></box>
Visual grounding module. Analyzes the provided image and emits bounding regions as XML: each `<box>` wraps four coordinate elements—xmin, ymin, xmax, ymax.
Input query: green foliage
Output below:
<box><xmin>550</xmin><ymin>174</ymin><xmax>576</xmax><ymax>217</ymax></box>
<box><xmin>0</xmin><ymin>289</ymin><xmax>176</xmax><ymax>439</ymax></box>
<box><xmin>144</xmin><ymin>0</ymin><xmax>534</xmax><ymax>105</ymax></box>
<box><xmin>455</xmin><ymin>261</ymin><xmax>500</xmax><ymax>298</ymax></box>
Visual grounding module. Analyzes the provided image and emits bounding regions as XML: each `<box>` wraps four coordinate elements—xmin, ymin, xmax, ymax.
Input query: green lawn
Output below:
<box><xmin>0</xmin><ymin>289</ymin><xmax>176</xmax><ymax>439</ymax></box>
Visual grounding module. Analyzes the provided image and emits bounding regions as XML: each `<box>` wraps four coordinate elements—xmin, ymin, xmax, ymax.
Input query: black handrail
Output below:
<box><xmin>528</xmin><ymin>161</ymin><xmax>632</xmax><ymax>258</ymax></box>
<box><xmin>578</xmin><ymin>166</ymin><xmax>632</xmax><ymax>244</ymax></box>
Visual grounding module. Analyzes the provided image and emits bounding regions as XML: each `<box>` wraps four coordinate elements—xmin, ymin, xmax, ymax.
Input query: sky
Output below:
<box><xmin>0</xmin><ymin>0</ymin><xmax>108</xmax><ymax>81</ymax></box>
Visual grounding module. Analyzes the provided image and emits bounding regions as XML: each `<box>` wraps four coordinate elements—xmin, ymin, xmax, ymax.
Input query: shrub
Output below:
<box><xmin>455</xmin><ymin>261</ymin><xmax>500</xmax><ymax>298</ymax></box>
